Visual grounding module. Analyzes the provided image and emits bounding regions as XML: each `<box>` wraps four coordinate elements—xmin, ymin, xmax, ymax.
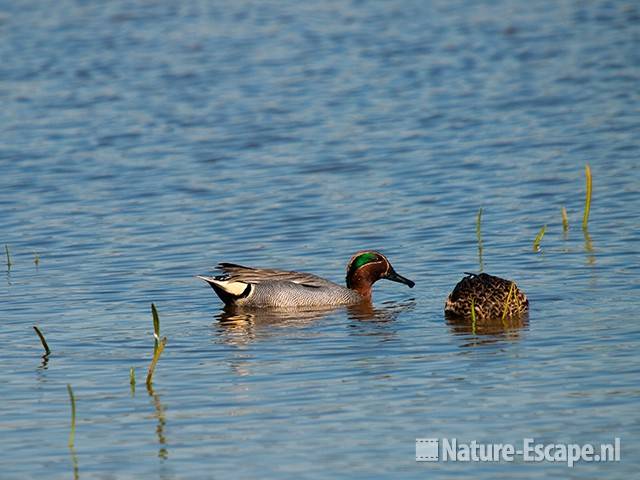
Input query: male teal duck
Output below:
<box><xmin>444</xmin><ymin>273</ymin><xmax>528</xmax><ymax>320</ymax></box>
<box><xmin>198</xmin><ymin>250</ymin><xmax>414</xmax><ymax>308</ymax></box>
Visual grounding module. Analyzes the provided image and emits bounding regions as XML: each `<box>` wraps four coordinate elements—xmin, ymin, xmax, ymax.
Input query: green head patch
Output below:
<box><xmin>346</xmin><ymin>252</ymin><xmax>383</xmax><ymax>287</ymax></box>
<box><xmin>351</xmin><ymin>252</ymin><xmax>379</xmax><ymax>271</ymax></box>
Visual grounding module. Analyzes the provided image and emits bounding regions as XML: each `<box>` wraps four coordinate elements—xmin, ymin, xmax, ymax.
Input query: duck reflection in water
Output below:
<box><xmin>445</xmin><ymin>309</ymin><xmax>529</xmax><ymax>338</ymax></box>
<box><xmin>214</xmin><ymin>300</ymin><xmax>415</xmax><ymax>346</ymax></box>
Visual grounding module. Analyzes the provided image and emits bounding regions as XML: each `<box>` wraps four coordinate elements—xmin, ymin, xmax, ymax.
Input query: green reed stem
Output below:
<box><xmin>146</xmin><ymin>337</ymin><xmax>167</xmax><ymax>388</ymax></box>
<box><xmin>5</xmin><ymin>244</ymin><xmax>11</xmax><ymax>270</ymax></box>
<box><xmin>501</xmin><ymin>282</ymin><xmax>516</xmax><ymax>323</ymax></box>
<box><xmin>147</xmin><ymin>303</ymin><xmax>167</xmax><ymax>388</ymax></box>
<box><xmin>70</xmin><ymin>446</ymin><xmax>79</xmax><ymax>480</ymax></box>
<box><xmin>130</xmin><ymin>367</ymin><xmax>136</xmax><ymax>395</ymax></box>
<box><xmin>34</xmin><ymin>252</ymin><xmax>40</xmax><ymax>267</ymax></box>
<box><xmin>33</xmin><ymin>326</ymin><xmax>51</xmax><ymax>357</ymax></box>
<box><xmin>67</xmin><ymin>384</ymin><xmax>76</xmax><ymax>449</ymax></box>
<box><xmin>470</xmin><ymin>298</ymin><xmax>476</xmax><ymax>335</ymax></box>
<box><xmin>583</xmin><ymin>229</ymin><xmax>595</xmax><ymax>266</ymax></box>
<box><xmin>476</xmin><ymin>208</ymin><xmax>484</xmax><ymax>272</ymax></box>
<box><xmin>533</xmin><ymin>225</ymin><xmax>546</xmax><ymax>252</ymax></box>
<box><xmin>582</xmin><ymin>164</ymin><xmax>592</xmax><ymax>230</ymax></box>
<box><xmin>561</xmin><ymin>207</ymin><xmax>569</xmax><ymax>233</ymax></box>
<box><xmin>151</xmin><ymin>303</ymin><xmax>160</xmax><ymax>354</ymax></box>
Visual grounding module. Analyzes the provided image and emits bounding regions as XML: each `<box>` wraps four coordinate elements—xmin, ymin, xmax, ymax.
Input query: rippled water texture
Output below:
<box><xmin>1</xmin><ymin>1</ymin><xmax>639</xmax><ymax>478</ymax></box>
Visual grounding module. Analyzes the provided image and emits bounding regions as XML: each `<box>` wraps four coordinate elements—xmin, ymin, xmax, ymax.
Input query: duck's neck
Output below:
<box><xmin>347</xmin><ymin>268</ymin><xmax>380</xmax><ymax>300</ymax></box>
<box><xmin>350</xmin><ymin>279</ymin><xmax>373</xmax><ymax>300</ymax></box>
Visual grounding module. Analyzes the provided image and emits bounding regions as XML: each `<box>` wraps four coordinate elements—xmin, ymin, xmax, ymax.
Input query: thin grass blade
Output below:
<box><xmin>151</xmin><ymin>303</ymin><xmax>160</xmax><ymax>354</ymax></box>
<box><xmin>476</xmin><ymin>208</ymin><xmax>484</xmax><ymax>272</ymax></box>
<box><xmin>470</xmin><ymin>298</ymin><xmax>476</xmax><ymax>335</ymax></box>
<box><xmin>146</xmin><ymin>337</ymin><xmax>167</xmax><ymax>388</ymax></box>
<box><xmin>67</xmin><ymin>384</ymin><xmax>76</xmax><ymax>449</ymax></box>
<box><xmin>33</xmin><ymin>326</ymin><xmax>51</xmax><ymax>357</ymax></box>
<box><xmin>533</xmin><ymin>225</ymin><xmax>546</xmax><ymax>252</ymax></box>
<box><xmin>561</xmin><ymin>207</ymin><xmax>569</xmax><ymax>233</ymax></box>
<box><xmin>130</xmin><ymin>367</ymin><xmax>136</xmax><ymax>396</ymax></box>
<box><xmin>582</xmin><ymin>164</ymin><xmax>592</xmax><ymax>230</ymax></box>
<box><xmin>501</xmin><ymin>282</ymin><xmax>516</xmax><ymax>323</ymax></box>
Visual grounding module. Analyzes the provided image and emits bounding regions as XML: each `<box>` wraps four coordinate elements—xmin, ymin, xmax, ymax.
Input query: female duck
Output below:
<box><xmin>198</xmin><ymin>250</ymin><xmax>414</xmax><ymax>308</ymax></box>
<box><xmin>445</xmin><ymin>272</ymin><xmax>528</xmax><ymax>320</ymax></box>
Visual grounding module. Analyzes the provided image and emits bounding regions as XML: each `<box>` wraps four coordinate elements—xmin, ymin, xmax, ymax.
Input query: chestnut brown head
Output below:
<box><xmin>345</xmin><ymin>250</ymin><xmax>414</xmax><ymax>299</ymax></box>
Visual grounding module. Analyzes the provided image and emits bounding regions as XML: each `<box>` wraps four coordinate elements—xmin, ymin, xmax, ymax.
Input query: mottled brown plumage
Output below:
<box><xmin>444</xmin><ymin>273</ymin><xmax>528</xmax><ymax>321</ymax></box>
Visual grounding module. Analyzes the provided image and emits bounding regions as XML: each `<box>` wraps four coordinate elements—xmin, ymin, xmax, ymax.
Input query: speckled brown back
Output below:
<box><xmin>444</xmin><ymin>273</ymin><xmax>528</xmax><ymax>320</ymax></box>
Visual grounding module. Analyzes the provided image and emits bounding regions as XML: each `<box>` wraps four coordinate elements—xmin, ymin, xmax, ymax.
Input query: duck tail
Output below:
<box><xmin>196</xmin><ymin>276</ymin><xmax>252</xmax><ymax>304</ymax></box>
